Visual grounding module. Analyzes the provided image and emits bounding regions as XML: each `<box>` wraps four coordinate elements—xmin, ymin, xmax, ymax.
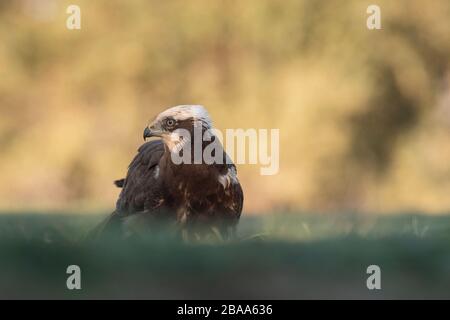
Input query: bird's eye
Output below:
<box><xmin>165</xmin><ymin>119</ymin><xmax>175</xmax><ymax>127</ymax></box>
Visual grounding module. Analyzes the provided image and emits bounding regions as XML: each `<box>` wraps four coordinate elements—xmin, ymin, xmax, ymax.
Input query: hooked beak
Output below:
<box><xmin>143</xmin><ymin>124</ymin><xmax>163</xmax><ymax>140</ymax></box>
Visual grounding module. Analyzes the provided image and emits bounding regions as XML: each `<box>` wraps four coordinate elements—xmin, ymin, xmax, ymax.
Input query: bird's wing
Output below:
<box><xmin>227</xmin><ymin>163</ymin><xmax>244</xmax><ymax>219</ymax></box>
<box><xmin>114</xmin><ymin>178</ymin><xmax>125</xmax><ymax>188</ymax></box>
<box><xmin>115</xmin><ymin>139</ymin><xmax>166</xmax><ymax>214</ymax></box>
<box><xmin>232</xmin><ymin>176</ymin><xmax>244</xmax><ymax>218</ymax></box>
<box><xmin>89</xmin><ymin>140</ymin><xmax>166</xmax><ymax>239</ymax></box>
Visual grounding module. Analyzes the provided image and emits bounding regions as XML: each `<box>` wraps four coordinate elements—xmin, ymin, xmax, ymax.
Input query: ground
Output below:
<box><xmin>0</xmin><ymin>212</ymin><xmax>449</xmax><ymax>299</ymax></box>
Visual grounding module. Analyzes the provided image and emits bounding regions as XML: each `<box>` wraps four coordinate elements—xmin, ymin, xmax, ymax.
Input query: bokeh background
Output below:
<box><xmin>1</xmin><ymin>0</ymin><xmax>449</xmax><ymax>214</ymax></box>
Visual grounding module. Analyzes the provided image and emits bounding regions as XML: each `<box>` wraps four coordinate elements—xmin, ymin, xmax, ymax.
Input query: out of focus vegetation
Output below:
<box><xmin>0</xmin><ymin>0</ymin><xmax>449</xmax><ymax>213</ymax></box>
<box><xmin>0</xmin><ymin>213</ymin><xmax>449</xmax><ymax>298</ymax></box>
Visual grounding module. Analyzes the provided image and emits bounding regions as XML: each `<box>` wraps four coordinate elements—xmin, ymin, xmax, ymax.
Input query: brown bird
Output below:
<box><xmin>95</xmin><ymin>105</ymin><xmax>243</xmax><ymax>240</ymax></box>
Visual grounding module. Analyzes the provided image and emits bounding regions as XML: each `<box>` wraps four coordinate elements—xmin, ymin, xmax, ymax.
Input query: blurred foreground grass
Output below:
<box><xmin>0</xmin><ymin>213</ymin><xmax>449</xmax><ymax>299</ymax></box>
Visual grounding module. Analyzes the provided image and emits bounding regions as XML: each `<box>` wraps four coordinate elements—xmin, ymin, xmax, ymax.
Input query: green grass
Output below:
<box><xmin>0</xmin><ymin>213</ymin><xmax>449</xmax><ymax>299</ymax></box>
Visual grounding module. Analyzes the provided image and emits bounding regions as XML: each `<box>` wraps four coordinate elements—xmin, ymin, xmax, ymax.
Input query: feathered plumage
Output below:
<box><xmin>94</xmin><ymin>105</ymin><xmax>243</xmax><ymax>240</ymax></box>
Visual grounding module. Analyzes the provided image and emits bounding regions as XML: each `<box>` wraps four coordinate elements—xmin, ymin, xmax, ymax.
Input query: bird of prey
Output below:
<box><xmin>95</xmin><ymin>105</ymin><xmax>243</xmax><ymax>240</ymax></box>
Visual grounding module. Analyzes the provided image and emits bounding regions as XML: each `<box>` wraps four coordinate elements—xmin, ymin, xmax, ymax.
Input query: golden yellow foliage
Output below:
<box><xmin>0</xmin><ymin>0</ymin><xmax>449</xmax><ymax>213</ymax></box>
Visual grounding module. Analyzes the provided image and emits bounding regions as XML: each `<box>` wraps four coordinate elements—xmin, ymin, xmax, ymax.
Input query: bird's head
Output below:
<box><xmin>143</xmin><ymin>105</ymin><xmax>213</xmax><ymax>148</ymax></box>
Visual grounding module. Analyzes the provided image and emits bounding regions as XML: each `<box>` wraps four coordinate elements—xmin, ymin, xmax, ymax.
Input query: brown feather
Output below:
<box><xmin>95</xmin><ymin>118</ymin><xmax>244</xmax><ymax>240</ymax></box>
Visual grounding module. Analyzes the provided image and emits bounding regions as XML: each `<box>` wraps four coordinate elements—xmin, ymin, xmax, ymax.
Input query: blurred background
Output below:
<box><xmin>0</xmin><ymin>0</ymin><xmax>449</xmax><ymax>215</ymax></box>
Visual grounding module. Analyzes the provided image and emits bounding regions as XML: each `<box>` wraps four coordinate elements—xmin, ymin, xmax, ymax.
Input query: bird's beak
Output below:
<box><xmin>143</xmin><ymin>123</ymin><xmax>163</xmax><ymax>140</ymax></box>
